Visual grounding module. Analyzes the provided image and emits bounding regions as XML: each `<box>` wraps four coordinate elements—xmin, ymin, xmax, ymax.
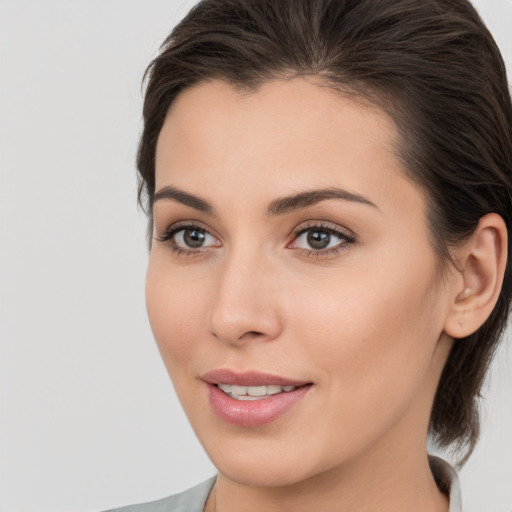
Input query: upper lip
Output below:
<box><xmin>201</xmin><ymin>369</ymin><xmax>311</xmax><ymax>387</ymax></box>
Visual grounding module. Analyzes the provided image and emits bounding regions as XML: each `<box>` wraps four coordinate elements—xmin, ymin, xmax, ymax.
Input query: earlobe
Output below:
<box><xmin>444</xmin><ymin>213</ymin><xmax>508</xmax><ymax>339</ymax></box>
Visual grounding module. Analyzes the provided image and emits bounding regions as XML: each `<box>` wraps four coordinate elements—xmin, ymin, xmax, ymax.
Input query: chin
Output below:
<box><xmin>197</xmin><ymin>427</ymin><xmax>331</xmax><ymax>488</ymax></box>
<box><xmin>213</xmin><ymin>455</ymin><xmax>315</xmax><ymax>488</ymax></box>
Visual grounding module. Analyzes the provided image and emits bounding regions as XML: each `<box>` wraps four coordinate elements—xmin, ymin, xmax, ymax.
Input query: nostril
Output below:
<box><xmin>239</xmin><ymin>330</ymin><xmax>268</xmax><ymax>341</ymax></box>
<box><xmin>211</xmin><ymin>329</ymin><xmax>265</xmax><ymax>343</ymax></box>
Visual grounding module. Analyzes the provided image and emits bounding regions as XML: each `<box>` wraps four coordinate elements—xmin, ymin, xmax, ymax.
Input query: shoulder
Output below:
<box><xmin>103</xmin><ymin>476</ymin><xmax>216</xmax><ymax>512</ymax></box>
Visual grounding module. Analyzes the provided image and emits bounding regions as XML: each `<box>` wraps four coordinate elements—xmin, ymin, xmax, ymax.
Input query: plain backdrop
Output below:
<box><xmin>0</xmin><ymin>1</ymin><xmax>511</xmax><ymax>511</ymax></box>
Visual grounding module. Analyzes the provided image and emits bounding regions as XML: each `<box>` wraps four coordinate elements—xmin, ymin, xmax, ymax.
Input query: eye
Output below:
<box><xmin>157</xmin><ymin>223</ymin><xmax>221</xmax><ymax>255</ymax></box>
<box><xmin>289</xmin><ymin>223</ymin><xmax>355</xmax><ymax>256</ymax></box>
<box><xmin>173</xmin><ymin>227</ymin><xmax>217</xmax><ymax>249</ymax></box>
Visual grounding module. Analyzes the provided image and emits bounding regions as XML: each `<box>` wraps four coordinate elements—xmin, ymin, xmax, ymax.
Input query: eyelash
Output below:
<box><xmin>291</xmin><ymin>222</ymin><xmax>355</xmax><ymax>258</ymax></box>
<box><xmin>156</xmin><ymin>222</ymin><xmax>218</xmax><ymax>258</ymax></box>
<box><xmin>156</xmin><ymin>221</ymin><xmax>355</xmax><ymax>259</ymax></box>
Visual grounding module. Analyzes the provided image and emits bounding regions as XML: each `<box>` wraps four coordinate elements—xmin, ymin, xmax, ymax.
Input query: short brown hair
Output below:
<box><xmin>137</xmin><ymin>0</ymin><xmax>512</xmax><ymax>464</ymax></box>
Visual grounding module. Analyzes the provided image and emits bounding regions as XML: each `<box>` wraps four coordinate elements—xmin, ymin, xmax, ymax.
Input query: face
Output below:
<box><xmin>146</xmin><ymin>78</ymin><xmax>454</xmax><ymax>487</ymax></box>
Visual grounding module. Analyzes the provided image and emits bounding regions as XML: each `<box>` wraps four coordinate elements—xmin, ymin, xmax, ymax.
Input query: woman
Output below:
<box><xmin>108</xmin><ymin>0</ymin><xmax>512</xmax><ymax>510</ymax></box>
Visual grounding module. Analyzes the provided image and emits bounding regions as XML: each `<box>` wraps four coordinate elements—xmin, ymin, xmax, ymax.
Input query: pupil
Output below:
<box><xmin>307</xmin><ymin>230</ymin><xmax>330</xmax><ymax>249</ymax></box>
<box><xmin>184</xmin><ymin>229</ymin><xmax>206</xmax><ymax>248</ymax></box>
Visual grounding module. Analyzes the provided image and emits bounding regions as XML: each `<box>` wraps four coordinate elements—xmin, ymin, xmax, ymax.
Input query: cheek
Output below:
<box><xmin>145</xmin><ymin>256</ymin><xmax>209</xmax><ymax>371</ymax></box>
<box><xmin>288</xmin><ymin>255</ymin><xmax>444</xmax><ymax>414</ymax></box>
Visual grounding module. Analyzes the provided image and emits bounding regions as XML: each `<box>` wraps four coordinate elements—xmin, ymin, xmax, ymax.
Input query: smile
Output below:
<box><xmin>202</xmin><ymin>370</ymin><xmax>313</xmax><ymax>427</ymax></box>
<box><xmin>216</xmin><ymin>383</ymin><xmax>298</xmax><ymax>400</ymax></box>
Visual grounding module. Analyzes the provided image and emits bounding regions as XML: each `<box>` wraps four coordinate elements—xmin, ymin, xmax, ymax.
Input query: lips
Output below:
<box><xmin>202</xmin><ymin>369</ymin><xmax>310</xmax><ymax>387</ymax></box>
<box><xmin>202</xmin><ymin>369</ymin><xmax>313</xmax><ymax>427</ymax></box>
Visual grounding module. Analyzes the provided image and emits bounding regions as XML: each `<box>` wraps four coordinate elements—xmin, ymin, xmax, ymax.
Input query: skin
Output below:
<box><xmin>146</xmin><ymin>77</ymin><xmax>465</xmax><ymax>512</ymax></box>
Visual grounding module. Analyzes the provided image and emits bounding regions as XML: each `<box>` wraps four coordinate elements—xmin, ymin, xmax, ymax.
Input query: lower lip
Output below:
<box><xmin>206</xmin><ymin>383</ymin><xmax>311</xmax><ymax>427</ymax></box>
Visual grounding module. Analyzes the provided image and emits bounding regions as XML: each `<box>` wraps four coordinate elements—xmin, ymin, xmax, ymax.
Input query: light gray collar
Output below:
<box><xmin>429</xmin><ymin>455</ymin><xmax>462</xmax><ymax>512</ymax></box>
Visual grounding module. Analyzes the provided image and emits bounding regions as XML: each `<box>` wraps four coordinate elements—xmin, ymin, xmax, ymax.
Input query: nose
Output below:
<box><xmin>208</xmin><ymin>250</ymin><xmax>283</xmax><ymax>346</ymax></box>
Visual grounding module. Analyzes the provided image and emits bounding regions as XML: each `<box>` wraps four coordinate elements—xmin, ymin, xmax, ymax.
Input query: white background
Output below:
<box><xmin>0</xmin><ymin>1</ymin><xmax>511</xmax><ymax>511</ymax></box>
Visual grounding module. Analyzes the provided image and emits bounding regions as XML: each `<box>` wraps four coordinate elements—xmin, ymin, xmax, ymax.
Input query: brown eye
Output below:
<box><xmin>172</xmin><ymin>227</ymin><xmax>220</xmax><ymax>249</ymax></box>
<box><xmin>157</xmin><ymin>223</ymin><xmax>222</xmax><ymax>253</ymax></box>
<box><xmin>306</xmin><ymin>230</ymin><xmax>331</xmax><ymax>249</ymax></box>
<box><xmin>182</xmin><ymin>228</ymin><xmax>208</xmax><ymax>248</ymax></box>
<box><xmin>293</xmin><ymin>227</ymin><xmax>351</xmax><ymax>252</ymax></box>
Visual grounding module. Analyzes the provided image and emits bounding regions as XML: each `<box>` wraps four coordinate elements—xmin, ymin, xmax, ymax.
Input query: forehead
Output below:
<box><xmin>154</xmin><ymin>77</ymin><xmax>424</xmax><ymax>220</ymax></box>
<box><xmin>157</xmin><ymin>77</ymin><xmax>397</xmax><ymax>163</ymax></box>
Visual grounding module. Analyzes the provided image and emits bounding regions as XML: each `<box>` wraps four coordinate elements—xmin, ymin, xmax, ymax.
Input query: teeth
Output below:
<box><xmin>232</xmin><ymin>385</ymin><xmax>247</xmax><ymax>396</ymax></box>
<box><xmin>247</xmin><ymin>386</ymin><xmax>266</xmax><ymax>397</ymax></box>
<box><xmin>266</xmin><ymin>385</ymin><xmax>282</xmax><ymax>395</ymax></box>
<box><xmin>218</xmin><ymin>383</ymin><xmax>231</xmax><ymax>393</ymax></box>
<box><xmin>216</xmin><ymin>383</ymin><xmax>298</xmax><ymax>400</ymax></box>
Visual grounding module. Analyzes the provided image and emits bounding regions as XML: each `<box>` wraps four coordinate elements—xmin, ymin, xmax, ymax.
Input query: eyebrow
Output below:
<box><xmin>266</xmin><ymin>187</ymin><xmax>378</xmax><ymax>215</ymax></box>
<box><xmin>153</xmin><ymin>185</ymin><xmax>213</xmax><ymax>214</ymax></box>
<box><xmin>153</xmin><ymin>185</ymin><xmax>378</xmax><ymax>215</ymax></box>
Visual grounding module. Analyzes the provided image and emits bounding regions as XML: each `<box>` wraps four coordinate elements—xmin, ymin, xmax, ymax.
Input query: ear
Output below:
<box><xmin>444</xmin><ymin>213</ymin><xmax>508</xmax><ymax>339</ymax></box>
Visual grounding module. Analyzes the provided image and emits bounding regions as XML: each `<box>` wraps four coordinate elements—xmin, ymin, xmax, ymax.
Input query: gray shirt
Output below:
<box><xmin>105</xmin><ymin>456</ymin><xmax>462</xmax><ymax>512</ymax></box>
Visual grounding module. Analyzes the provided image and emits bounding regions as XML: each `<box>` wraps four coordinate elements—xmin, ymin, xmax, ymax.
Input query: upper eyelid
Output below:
<box><xmin>156</xmin><ymin>224</ymin><xmax>221</xmax><ymax>253</ymax></box>
<box><xmin>160</xmin><ymin>220</ymin><xmax>352</xmax><ymax>235</ymax></box>
<box><xmin>292</xmin><ymin>221</ymin><xmax>355</xmax><ymax>239</ymax></box>
<box><xmin>158</xmin><ymin>220</ymin><xmax>218</xmax><ymax>237</ymax></box>
<box><xmin>291</xmin><ymin>226</ymin><xmax>354</xmax><ymax>246</ymax></box>
<box><xmin>157</xmin><ymin>220</ymin><xmax>356</xmax><ymax>247</ymax></box>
